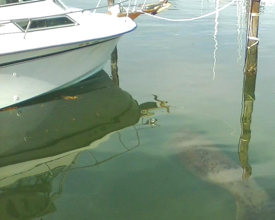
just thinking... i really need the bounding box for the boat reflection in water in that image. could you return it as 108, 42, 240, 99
0, 70, 156, 219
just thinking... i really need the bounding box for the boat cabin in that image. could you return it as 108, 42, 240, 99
0, 0, 78, 35
0, 0, 44, 7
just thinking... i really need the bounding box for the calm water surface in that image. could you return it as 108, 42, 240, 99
1, 0, 275, 219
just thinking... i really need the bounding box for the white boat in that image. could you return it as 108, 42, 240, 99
0, 0, 136, 109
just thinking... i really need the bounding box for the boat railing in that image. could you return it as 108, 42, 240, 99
0, 0, 142, 38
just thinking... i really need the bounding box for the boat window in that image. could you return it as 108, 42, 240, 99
0, 0, 45, 7
14, 16, 75, 31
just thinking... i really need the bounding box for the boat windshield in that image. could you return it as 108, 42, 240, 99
13, 16, 76, 32
0, 0, 45, 7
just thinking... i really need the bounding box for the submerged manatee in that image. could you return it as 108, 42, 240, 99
171, 130, 270, 220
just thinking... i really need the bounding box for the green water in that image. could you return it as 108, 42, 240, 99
1, 0, 275, 219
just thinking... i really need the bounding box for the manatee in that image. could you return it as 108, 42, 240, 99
171, 130, 271, 220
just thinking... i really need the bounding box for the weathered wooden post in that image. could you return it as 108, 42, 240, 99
244, 0, 260, 74
107, 0, 119, 86
238, 0, 260, 179
107, 0, 114, 12
111, 46, 119, 86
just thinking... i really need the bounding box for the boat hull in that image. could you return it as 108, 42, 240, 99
0, 37, 120, 109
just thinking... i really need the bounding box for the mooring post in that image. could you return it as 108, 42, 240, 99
111, 46, 119, 86
107, 0, 119, 86
244, 0, 260, 74
107, 0, 114, 13
238, 0, 261, 179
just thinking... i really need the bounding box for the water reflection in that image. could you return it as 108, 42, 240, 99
0, 70, 141, 166
0, 70, 135, 219
1, 1, 275, 218
212, 0, 219, 80
238, 0, 260, 180
237, 0, 246, 63
238, 72, 255, 179
0, 70, 170, 220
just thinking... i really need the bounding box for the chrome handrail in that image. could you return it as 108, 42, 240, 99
24, 19, 32, 39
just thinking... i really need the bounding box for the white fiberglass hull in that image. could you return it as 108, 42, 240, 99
0, 0, 137, 109
0, 37, 119, 109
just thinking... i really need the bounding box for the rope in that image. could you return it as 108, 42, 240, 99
137, 0, 236, 22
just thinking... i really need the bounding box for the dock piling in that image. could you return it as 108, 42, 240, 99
238, 0, 261, 179
244, 0, 260, 74
111, 46, 119, 86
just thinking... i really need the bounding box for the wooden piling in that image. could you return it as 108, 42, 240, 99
107, 0, 119, 86
238, 0, 261, 179
107, 0, 114, 13
244, 0, 260, 74
111, 46, 119, 86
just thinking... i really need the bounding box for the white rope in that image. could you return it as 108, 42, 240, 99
137, 0, 236, 22
251, 12, 260, 16
247, 40, 259, 49
248, 36, 259, 41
